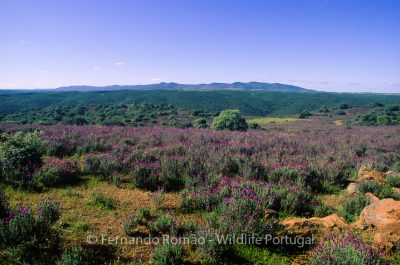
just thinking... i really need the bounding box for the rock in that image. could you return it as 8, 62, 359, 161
385, 171, 398, 177
347, 182, 358, 194
357, 166, 386, 183
365, 192, 380, 203
354, 198, 400, 248
393, 187, 400, 195
280, 214, 348, 237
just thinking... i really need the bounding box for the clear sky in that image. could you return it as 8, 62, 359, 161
0, 0, 399, 92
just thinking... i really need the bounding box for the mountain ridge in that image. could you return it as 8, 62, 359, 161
53, 82, 313, 92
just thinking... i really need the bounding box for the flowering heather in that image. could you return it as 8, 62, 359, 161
37, 198, 61, 225
35, 157, 78, 187
310, 232, 389, 265
2, 123, 398, 177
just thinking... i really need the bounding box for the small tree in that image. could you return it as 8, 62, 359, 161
211, 109, 248, 131
299, 110, 311, 119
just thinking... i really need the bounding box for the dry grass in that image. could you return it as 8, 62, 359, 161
3, 177, 188, 263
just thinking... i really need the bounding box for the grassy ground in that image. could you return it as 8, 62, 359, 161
2, 177, 296, 264
247, 117, 303, 125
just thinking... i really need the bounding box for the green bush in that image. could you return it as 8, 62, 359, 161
219, 187, 264, 235
151, 243, 184, 265
58, 246, 84, 265
0, 196, 61, 247
386, 175, 400, 187
130, 165, 159, 191
0, 131, 43, 187
123, 207, 152, 235
357, 181, 382, 195
7, 206, 36, 244
299, 110, 311, 118
37, 198, 61, 227
310, 232, 388, 265
34, 158, 78, 187
342, 195, 370, 222
159, 157, 186, 191
88, 190, 117, 210
377, 184, 400, 200
313, 204, 335, 217
211, 109, 248, 131
149, 214, 176, 235
193, 118, 208, 128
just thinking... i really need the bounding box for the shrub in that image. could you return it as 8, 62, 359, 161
197, 228, 225, 264
58, 246, 84, 265
377, 184, 400, 200
150, 190, 165, 210
299, 110, 311, 118
0, 131, 43, 187
386, 175, 400, 187
7, 205, 36, 244
37, 198, 61, 227
338, 103, 350, 109
193, 118, 208, 129
34, 158, 78, 187
318, 105, 329, 113
149, 214, 176, 235
159, 157, 186, 191
211, 109, 248, 131
313, 204, 335, 218
267, 167, 301, 184
81, 153, 120, 179
151, 243, 184, 265
219, 186, 264, 235
357, 180, 382, 195
310, 232, 388, 265
342, 195, 370, 222
239, 158, 266, 180
335, 110, 346, 115
0, 195, 61, 247
130, 163, 160, 191
219, 156, 240, 178
88, 190, 117, 210
123, 207, 151, 235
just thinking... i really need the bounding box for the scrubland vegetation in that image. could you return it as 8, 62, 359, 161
0, 112, 399, 264
1, 91, 400, 264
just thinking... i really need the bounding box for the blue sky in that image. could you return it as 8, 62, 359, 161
0, 0, 399, 92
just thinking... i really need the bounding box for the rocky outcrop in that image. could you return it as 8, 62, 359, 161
385, 171, 399, 178
354, 198, 400, 248
280, 214, 348, 237
357, 166, 386, 183
364, 192, 380, 203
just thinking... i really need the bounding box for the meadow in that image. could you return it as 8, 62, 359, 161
1, 118, 400, 264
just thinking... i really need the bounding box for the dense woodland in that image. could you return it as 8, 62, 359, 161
2, 90, 400, 116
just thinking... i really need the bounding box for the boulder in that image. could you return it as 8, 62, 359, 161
347, 182, 358, 194
364, 192, 380, 203
280, 214, 348, 237
354, 198, 400, 248
357, 166, 386, 183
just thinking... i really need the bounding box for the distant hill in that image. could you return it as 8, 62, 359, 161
54, 82, 313, 92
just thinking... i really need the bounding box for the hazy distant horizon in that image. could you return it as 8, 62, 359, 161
1, 0, 399, 93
